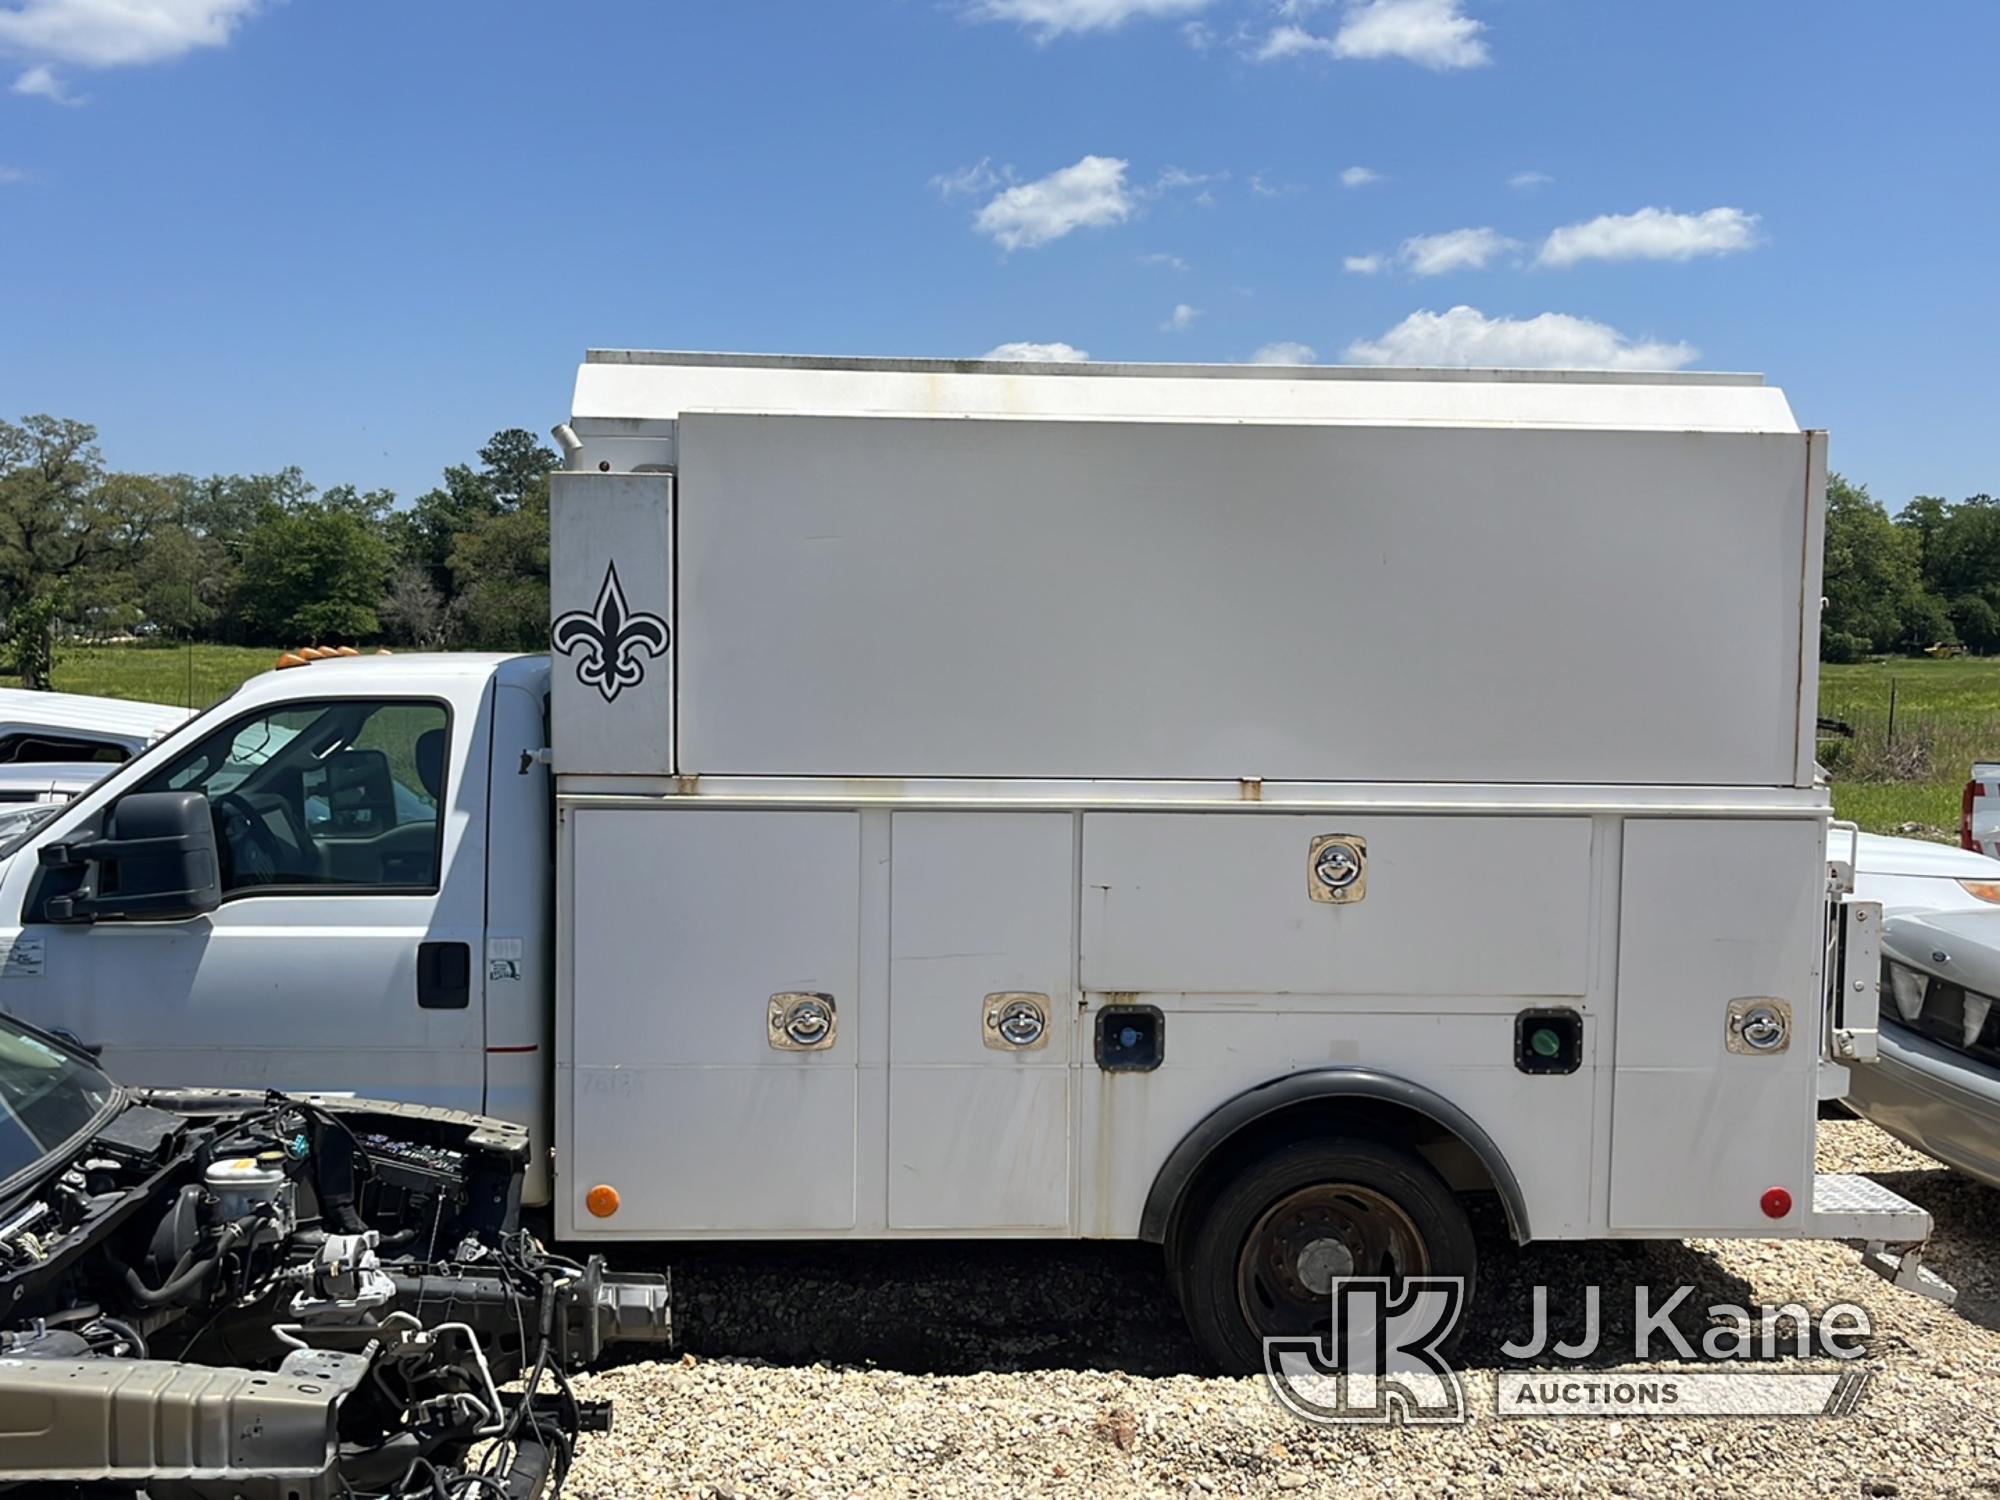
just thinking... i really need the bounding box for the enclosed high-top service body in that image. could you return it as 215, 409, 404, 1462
0, 353, 1942, 1371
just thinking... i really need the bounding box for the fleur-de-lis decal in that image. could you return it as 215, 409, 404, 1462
551, 561, 671, 703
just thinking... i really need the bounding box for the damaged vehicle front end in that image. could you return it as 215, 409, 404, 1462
0, 1015, 668, 1498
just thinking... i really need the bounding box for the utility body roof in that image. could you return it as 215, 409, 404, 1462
572, 349, 1801, 437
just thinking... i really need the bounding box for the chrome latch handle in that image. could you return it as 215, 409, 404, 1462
769, 992, 837, 1051
984, 992, 1052, 1050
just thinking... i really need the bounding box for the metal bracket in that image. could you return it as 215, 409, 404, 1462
1862, 1245, 1958, 1306
1830, 897, 1882, 1063
1307, 834, 1368, 904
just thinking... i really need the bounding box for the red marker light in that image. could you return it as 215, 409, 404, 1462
1760, 1187, 1793, 1220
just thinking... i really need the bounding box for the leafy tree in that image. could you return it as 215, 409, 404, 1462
1821, 474, 1931, 655
0, 417, 111, 660
236, 495, 394, 643
134, 519, 234, 639
1949, 594, 2000, 654
448, 489, 550, 652
4, 590, 63, 689
477, 429, 560, 510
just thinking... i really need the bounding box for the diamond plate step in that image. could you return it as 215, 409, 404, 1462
1812, 1172, 1934, 1241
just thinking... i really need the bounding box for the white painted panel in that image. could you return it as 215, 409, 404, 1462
1609, 819, 1824, 1231
676, 414, 1809, 785
1081, 813, 1592, 996
1606, 1069, 1808, 1236
570, 1066, 858, 1232
888, 813, 1073, 1230
549, 472, 674, 776
568, 808, 860, 1231
889, 1070, 1070, 1230
570, 808, 860, 1067
889, 814, 1075, 1064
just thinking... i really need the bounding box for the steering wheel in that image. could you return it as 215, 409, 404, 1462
212, 792, 289, 886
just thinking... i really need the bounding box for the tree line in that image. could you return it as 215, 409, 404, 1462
1823, 474, 2000, 661
0, 414, 557, 686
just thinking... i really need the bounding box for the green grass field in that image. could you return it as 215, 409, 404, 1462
1819, 657, 2000, 836
6, 645, 1998, 836
2, 643, 285, 710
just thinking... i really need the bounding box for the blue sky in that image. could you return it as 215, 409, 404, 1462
2, 0, 1994, 513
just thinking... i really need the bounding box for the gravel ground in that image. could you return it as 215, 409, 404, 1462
561, 1118, 2000, 1498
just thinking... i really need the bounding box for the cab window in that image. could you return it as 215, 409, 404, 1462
139, 699, 449, 895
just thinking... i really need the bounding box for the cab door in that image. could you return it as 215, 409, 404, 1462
0, 682, 491, 1115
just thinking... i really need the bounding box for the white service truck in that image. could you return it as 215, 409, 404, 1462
0, 352, 1943, 1371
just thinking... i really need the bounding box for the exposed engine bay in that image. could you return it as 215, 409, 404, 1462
0, 1026, 669, 1499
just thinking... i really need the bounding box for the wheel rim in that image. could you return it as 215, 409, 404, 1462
1235, 1183, 1430, 1339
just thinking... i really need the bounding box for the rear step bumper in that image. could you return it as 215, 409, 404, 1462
1811, 1172, 1957, 1306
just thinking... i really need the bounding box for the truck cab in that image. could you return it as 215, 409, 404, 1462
0, 653, 555, 1197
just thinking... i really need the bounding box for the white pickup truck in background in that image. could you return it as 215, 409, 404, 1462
0, 351, 1950, 1369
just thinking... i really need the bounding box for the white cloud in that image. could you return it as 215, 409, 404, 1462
0, 0, 261, 68
1249, 171, 1304, 199
1161, 302, 1201, 332
11, 61, 78, 101
973, 155, 1131, 251
1181, 19, 1214, 48
1340, 165, 1382, 188
982, 341, 1091, 362
1508, 169, 1552, 189
1139, 251, 1190, 270
932, 159, 1000, 200
1536, 206, 1762, 268
1152, 165, 1221, 194
1343, 253, 1385, 274
1346, 305, 1697, 369
1332, 0, 1489, 69
0, 164, 27, 183
1252, 341, 1317, 365
967, 0, 1212, 39
1255, 22, 1338, 60
1398, 226, 1516, 275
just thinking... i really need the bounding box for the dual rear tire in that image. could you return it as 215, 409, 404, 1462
1168, 1136, 1477, 1375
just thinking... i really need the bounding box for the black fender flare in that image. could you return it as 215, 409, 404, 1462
1137, 1066, 1532, 1245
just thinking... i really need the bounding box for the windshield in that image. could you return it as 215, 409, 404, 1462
0, 1015, 119, 1187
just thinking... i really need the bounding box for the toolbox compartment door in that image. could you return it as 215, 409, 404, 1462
563, 807, 861, 1233
1609, 818, 1823, 1231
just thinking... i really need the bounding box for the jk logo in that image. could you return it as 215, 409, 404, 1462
1263, 1277, 1468, 1426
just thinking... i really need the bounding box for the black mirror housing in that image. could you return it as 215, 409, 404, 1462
39, 791, 222, 923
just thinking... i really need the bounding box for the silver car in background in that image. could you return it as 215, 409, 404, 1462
1847, 831, 2000, 1188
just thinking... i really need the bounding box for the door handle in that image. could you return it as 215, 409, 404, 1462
417, 941, 472, 1010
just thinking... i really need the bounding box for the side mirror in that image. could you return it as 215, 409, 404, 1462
37, 791, 222, 923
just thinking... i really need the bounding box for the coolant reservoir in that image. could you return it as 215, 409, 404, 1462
205, 1154, 294, 1235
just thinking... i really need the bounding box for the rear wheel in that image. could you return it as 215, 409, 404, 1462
1171, 1136, 1475, 1374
